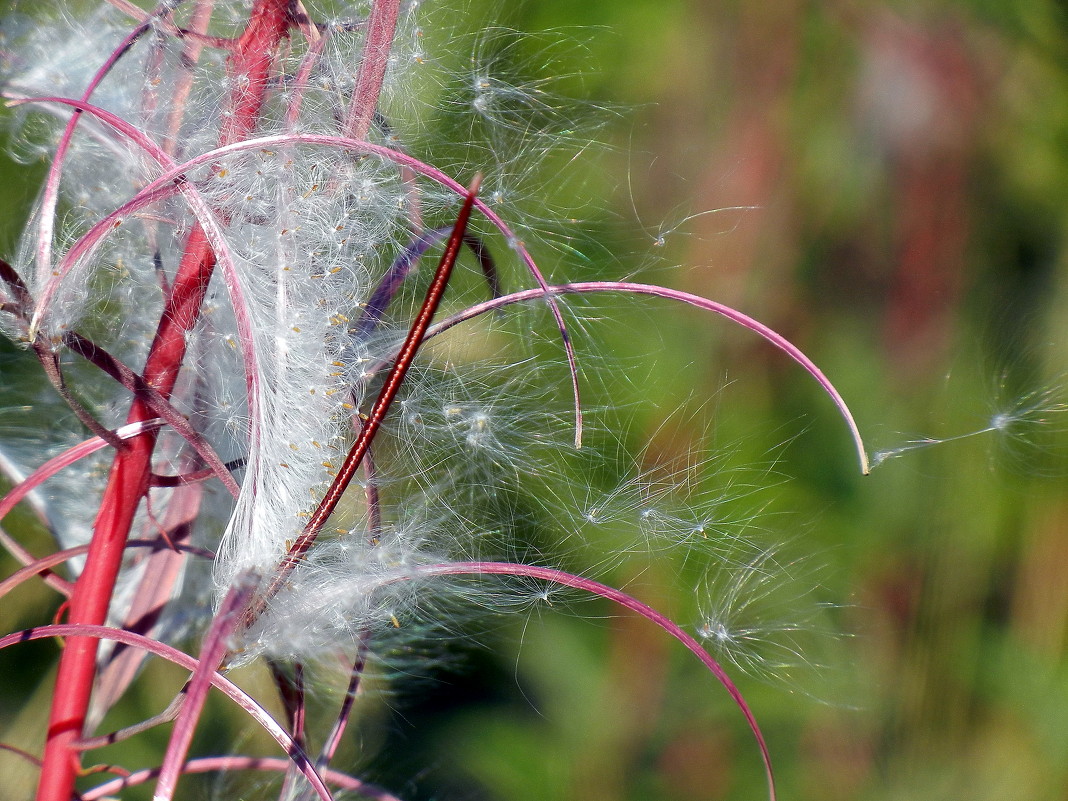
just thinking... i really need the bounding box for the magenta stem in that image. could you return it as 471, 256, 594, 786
413, 561, 777, 801
343, 0, 401, 140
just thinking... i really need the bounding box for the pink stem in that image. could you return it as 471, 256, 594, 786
20, 111, 863, 479
82, 755, 401, 801
1, 623, 334, 801
413, 561, 776, 801
154, 580, 254, 801
0, 420, 165, 529
343, 0, 401, 141
285, 18, 328, 128
0, 545, 88, 601
0, 540, 214, 602
0, 529, 72, 598
35, 14, 158, 284
423, 282, 870, 474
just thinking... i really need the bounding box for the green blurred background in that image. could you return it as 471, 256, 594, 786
3, 1, 1068, 799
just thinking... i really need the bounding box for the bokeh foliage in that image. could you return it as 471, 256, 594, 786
2, 1, 1068, 799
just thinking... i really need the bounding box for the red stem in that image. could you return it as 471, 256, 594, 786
35, 5, 292, 799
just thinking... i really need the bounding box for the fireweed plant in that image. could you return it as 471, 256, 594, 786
0, 2, 873, 799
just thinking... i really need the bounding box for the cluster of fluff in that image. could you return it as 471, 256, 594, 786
695, 540, 846, 696
0, 0, 839, 689
0, 6, 422, 560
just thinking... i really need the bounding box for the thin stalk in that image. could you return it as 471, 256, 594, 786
273, 661, 308, 801
319, 640, 368, 767
247, 176, 482, 624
